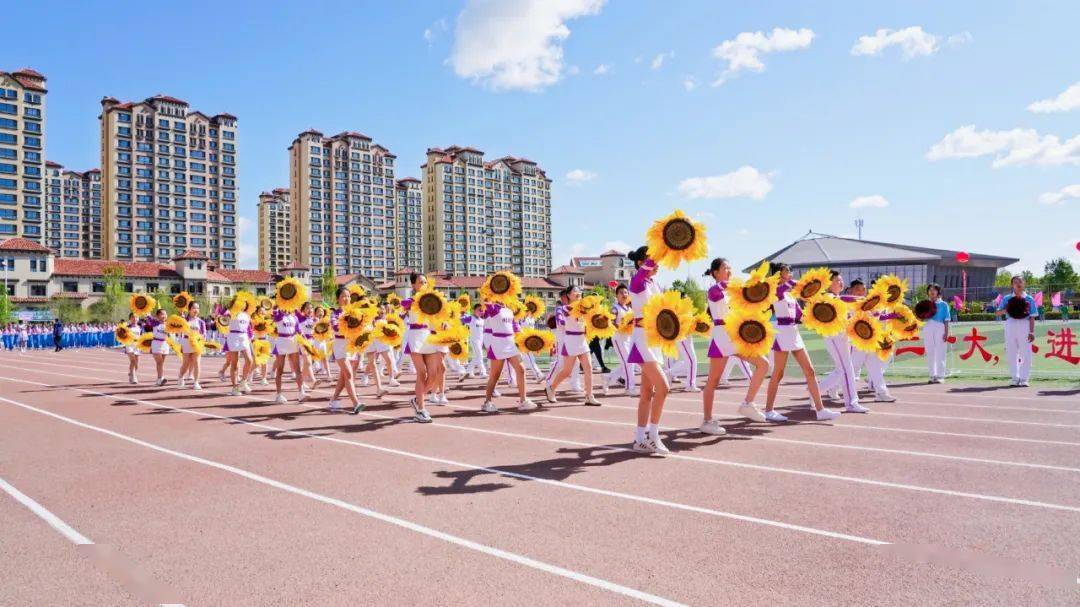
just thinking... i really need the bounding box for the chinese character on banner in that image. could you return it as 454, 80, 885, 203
958, 327, 999, 365
895, 338, 924, 357
1045, 328, 1080, 365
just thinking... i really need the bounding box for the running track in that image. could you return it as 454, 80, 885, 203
1, 349, 1078, 606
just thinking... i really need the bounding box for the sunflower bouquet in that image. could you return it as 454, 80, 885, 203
480, 271, 522, 306
275, 277, 308, 312
847, 311, 883, 353
347, 284, 367, 305
726, 260, 780, 314
172, 291, 193, 314
347, 330, 374, 355
641, 290, 696, 358
875, 330, 897, 362
427, 322, 469, 359
413, 285, 450, 326
385, 292, 402, 308
692, 311, 713, 336
297, 335, 325, 360
616, 313, 635, 336
251, 315, 272, 339
252, 340, 272, 365
455, 293, 471, 310
871, 274, 908, 308
136, 332, 155, 353
791, 268, 830, 301
645, 209, 708, 269
229, 291, 257, 316
584, 307, 616, 340
165, 314, 189, 334
312, 319, 333, 342
258, 296, 275, 312
887, 304, 922, 340
523, 294, 546, 319
515, 328, 555, 355
130, 293, 157, 317
373, 318, 404, 348
337, 306, 371, 341
115, 324, 135, 346
800, 295, 847, 337
569, 294, 603, 320
214, 316, 230, 333
724, 307, 776, 358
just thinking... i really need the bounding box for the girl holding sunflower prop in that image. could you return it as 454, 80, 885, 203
888, 304, 922, 341
223, 292, 255, 396
514, 298, 546, 382
177, 301, 207, 391
477, 296, 540, 413
479, 271, 522, 306
130, 293, 157, 318
296, 301, 328, 389
544, 285, 601, 407
326, 287, 365, 414
172, 291, 193, 314
145, 308, 173, 386
846, 279, 898, 403
268, 277, 310, 405
645, 209, 708, 269
345, 284, 367, 305
569, 293, 602, 320
642, 290, 695, 387
396, 274, 447, 422
604, 284, 638, 396
118, 312, 143, 384
700, 257, 772, 431
761, 263, 842, 422
136, 332, 155, 354
665, 308, 709, 394
816, 271, 870, 413
355, 306, 396, 404
515, 328, 555, 357
584, 307, 616, 341
252, 340, 272, 367
624, 246, 673, 454
847, 311, 883, 353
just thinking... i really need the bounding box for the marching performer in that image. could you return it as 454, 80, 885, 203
479, 272, 538, 412
328, 287, 364, 413
120, 313, 142, 384
544, 285, 601, 405
147, 308, 171, 386
271, 277, 308, 404
996, 276, 1038, 387
177, 301, 206, 390
817, 272, 870, 413
605, 284, 637, 395
921, 283, 950, 384
224, 293, 255, 396
465, 303, 488, 379
400, 273, 446, 423
626, 247, 671, 452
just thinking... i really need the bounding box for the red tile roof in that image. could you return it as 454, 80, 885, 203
550, 264, 584, 274
332, 131, 371, 140
397, 177, 421, 185
53, 259, 180, 279
45, 160, 62, 168
600, 249, 626, 257
0, 237, 53, 253
14, 68, 45, 79
213, 112, 237, 120
212, 268, 273, 284
150, 94, 189, 106
281, 262, 310, 271
172, 249, 208, 261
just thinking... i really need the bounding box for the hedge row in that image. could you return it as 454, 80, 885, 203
956, 311, 1068, 322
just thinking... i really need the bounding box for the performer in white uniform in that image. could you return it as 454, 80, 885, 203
817, 271, 870, 413
328, 288, 364, 414
605, 284, 638, 395
147, 309, 171, 386
544, 286, 601, 405
625, 247, 672, 454
224, 300, 254, 396
480, 300, 538, 412
465, 304, 488, 378
177, 302, 205, 390
271, 307, 306, 404
122, 313, 142, 384
996, 276, 1038, 387
921, 284, 950, 384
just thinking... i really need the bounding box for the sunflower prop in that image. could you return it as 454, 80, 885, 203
854, 293, 885, 314
258, 296, 274, 311
724, 307, 776, 358
875, 331, 897, 363
1005, 296, 1031, 320
645, 209, 707, 269
385, 292, 402, 307
516, 328, 555, 354
427, 322, 469, 349
312, 319, 333, 342
347, 330, 374, 355
479, 271, 522, 305
585, 308, 616, 340
510, 300, 529, 323
136, 333, 154, 353
847, 311, 882, 353
337, 307, 369, 341
456, 293, 471, 311
115, 324, 135, 346
130, 293, 156, 318
726, 261, 780, 314
616, 314, 635, 336
275, 277, 308, 312
693, 312, 713, 337
801, 295, 847, 337
913, 300, 935, 320
229, 291, 257, 316
166, 336, 182, 357
888, 304, 923, 340
202, 339, 222, 353
413, 285, 450, 326
448, 340, 470, 362
523, 295, 546, 319
251, 315, 271, 339
214, 316, 230, 333
347, 284, 367, 305
172, 291, 193, 313
446, 301, 463, 321
165, 314, 189, 334
570, 294, 603, 320
188, 333, 207, 356
871, 275, 908, 307
297, 335, 325, 360
792, 267, 830, 301
252, 340, 272, 365
641, 290, 696, 358
373, 319, 404, 348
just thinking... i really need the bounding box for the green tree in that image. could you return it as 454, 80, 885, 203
584, 283, 612, 302
993, 270, 1013, 287
1041, 258, 1079, 292
50, 296, 83, 323
1019, 270, 1039, 288
671, 278, 707, 312
88, 266, 127, 322
320, 264, 337, 301
0, 287, 14, 324
151, 288, 176, 315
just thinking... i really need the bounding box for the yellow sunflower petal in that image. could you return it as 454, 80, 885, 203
523, 295, 546, 319
515, 328, 556, 354
801, 295, 847, 337
275, 277, 308, 312
130, 293, 157, 317
585, 308, 616, 340
644, 209, 708, 269
641, 290, 695, 358
846, 311, 882, 353
792, 268, 831, 301
724, 307, 776, 358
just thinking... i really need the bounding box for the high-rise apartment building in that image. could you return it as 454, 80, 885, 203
44, 161, 102, 258
257, 188, 291, 273
288, 129, 398, 284
0, 68, 47, 243
421, 146, 551, 277
394, 177, 424, 272
99, 95, 238, 268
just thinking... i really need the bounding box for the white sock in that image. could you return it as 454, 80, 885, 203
646, 423, 659, 441
634, 426, 646, 442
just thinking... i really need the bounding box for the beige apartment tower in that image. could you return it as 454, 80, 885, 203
257, 188, 291, 273
0, 68, 47, 243
288, 129, 398, 284
44, 161, 102, 258
421, 146, 552, 277
99, 95, 238, 267
395, 177, 424, 273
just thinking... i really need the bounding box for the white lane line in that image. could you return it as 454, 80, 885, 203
4, 368, 1079, 516
0, 475, 93, 545
0, 394, 687, 607
0, 373, 893, 548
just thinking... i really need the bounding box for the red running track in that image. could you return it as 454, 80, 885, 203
1, 349, 1078, 605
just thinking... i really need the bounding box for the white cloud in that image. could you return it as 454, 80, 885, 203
1028, 82, 1080, 114
711, 27, 815, 86
738, 227, 750, 236
851, 26, 941, 59
593, 63, 610, 75
448, 0, 606, 92
424, 19, 448, 45
947, 31, 972, 47
237, 216, 257, 268
1038, 184, 1080, 205
650, 50, 674, 70
564, 168, 597, 184
682, 76, 698, 91
566, 65, 581, 76
926, 125, 1080, 168
678, 166, 773, 200
850, 194, 890, 209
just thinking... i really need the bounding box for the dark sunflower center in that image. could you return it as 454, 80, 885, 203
739, 320, 767, 344
526, 301, 538, 314
135, 296, 147, 308
886, 285, 901, 303
812, 302, 837, 323
854, 320, 874, 340
695, 320, 710, 333
743, 282, 770, 304
879, 337, 894, 350
591, 315, 610, 330
799, 280, 822, 299
656, 309, 681, 340
345, 316, 361, 329
418, 294, 443, 315
350, 293, 362, 304
662, 218, 695, 251
280, 284, 297, 300
905, 322, 918, 333
861, 295, 881, 311
449, 343, 463, 355
524, 335, 545, 352
490, 275, 510, 294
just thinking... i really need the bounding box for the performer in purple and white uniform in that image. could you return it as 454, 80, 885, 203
544, 285, 600, 406
271, 305, 306, 405
604, 284, 637, 396
625, 246, 671, 454
479, 300, 537, 412
178, 301, 206, 390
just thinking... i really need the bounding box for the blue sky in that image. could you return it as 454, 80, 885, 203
7, 0, 1079, 279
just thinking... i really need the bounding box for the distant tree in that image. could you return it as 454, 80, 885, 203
671, 278, 707, 312
0, 288, 13, 324
584, 283, 613, 302
151, 288, 176, 315
50, 296, 83, 323
993, 270, 1012, 287
1019, 270, 1039, 287
320, 264, 337, 299
87, 265, 127, 322
1041, 258, 1079, 292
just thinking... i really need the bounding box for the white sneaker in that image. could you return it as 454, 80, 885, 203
492, 389, 502, 398
128, 374, 136, 385
738, 402, 767, 422
699, 419, 727, 436
350, 402, 366, 415
631, 439, 653, 453
298, 390, 308, 403
274, 393, 287, 405
240, 382, 252, 394
518, 399, 538, 411
438, 393, 450, 405
217, 371, 226, 382
388, 379, 401, 387
192, 382, 202, 391
481, 401, 500, 413
178, 378, 186, 388
684, 385, 702, 393
764, 410, 788, 423
329, 399, 340, 413
1018, 380, 1030, 387
544, 383, 557, 403
602, 383, 610, 396
874, 392, 897, 403
845, 402, 870, 413
815, 408, 841, 421
414, 409, 433, 423
648, 436, 671, 455
230, 387, 242, 396
260, 377, 269, 386
583, 395, 601, 406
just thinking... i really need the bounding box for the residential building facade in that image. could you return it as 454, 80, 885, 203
421, 146, 552, 278
394, 177, 424, 273
257, 188, 290, 273
44, 161, 102, 259
288, 129, 398, 286
0, 68, 47, 243
569, 249, 634, 286
99, 95, 238, 267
